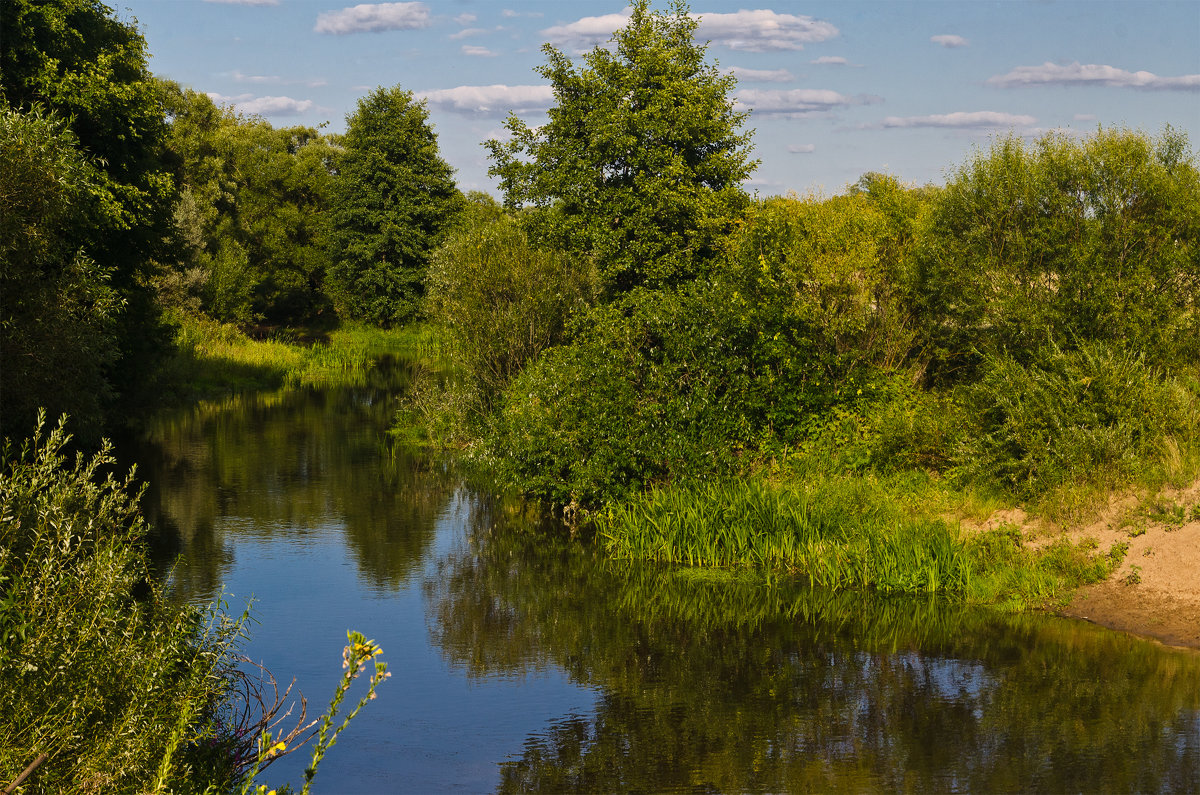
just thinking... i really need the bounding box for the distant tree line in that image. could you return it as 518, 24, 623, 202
1, 0, 462, 444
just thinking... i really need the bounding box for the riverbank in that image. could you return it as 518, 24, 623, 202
960, 480, 1200, 649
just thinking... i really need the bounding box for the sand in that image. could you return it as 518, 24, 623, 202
971, 479, 1200, 649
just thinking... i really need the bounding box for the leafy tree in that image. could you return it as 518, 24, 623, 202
0, 109, 120, 442
326, 86, 462, 326
912, 127, 1200, 377
425, 194, 596, 406
1, 0, 177, 426
487, 0, 757, 297
160, 82, 338, 325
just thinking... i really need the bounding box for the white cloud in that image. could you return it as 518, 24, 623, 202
931, 34, 968, 48
787, 143, 816, 153
810, 56, 848, 65
988, 62, 1200, 91
230, 71, 327, 88
416, 84, 554, 115
736, 88, 876, 117
462, 45, 498, 57
204, 0, 278, 5
454, 13, 476, 25
875, 111, 1036, 129
541, 9, 631, 51
449, 27, 487, 40
697, 10, 839, 52
207, 93, 315, 116
314, 2, 430, 35
543, 8, 837, 53
502, 9, 543, 18
724, 66, 794, 83
231, 70, 279, 84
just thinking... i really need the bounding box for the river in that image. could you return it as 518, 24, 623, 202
128, 359, 1200, 793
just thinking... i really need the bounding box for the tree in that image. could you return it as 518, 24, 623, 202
0, 109, 120, 442
160, 82, 338, 325
912, 127, 1200, 376
486, 0, 757, 297
326, 86, 462, 326
1, 0, 178, 426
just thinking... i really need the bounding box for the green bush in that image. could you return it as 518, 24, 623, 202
0, 415, 243, 792
489, 286, 758, 505
913, 127, 1200, 378
955, 340, 1200, 499
425, 200, 595, 407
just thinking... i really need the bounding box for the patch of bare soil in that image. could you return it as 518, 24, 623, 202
974, 480, 1200, 649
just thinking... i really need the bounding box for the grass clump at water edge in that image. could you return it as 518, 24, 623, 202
0, 414, 391, 793
596, 476, 1124, 610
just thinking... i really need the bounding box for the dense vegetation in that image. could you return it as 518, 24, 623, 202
421, 1, 1200, 599
1, 0, 1197, 785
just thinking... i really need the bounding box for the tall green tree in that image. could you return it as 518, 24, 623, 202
160, 82, 338, 325
486, 0, 757, 297
912, 127, 1200, 376
326, 86, 462, 327
0, 109, 120, 441
1, 0, 177, 430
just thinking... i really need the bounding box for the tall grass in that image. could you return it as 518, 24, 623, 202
161, 313, 431, 399
596, 476, 1122, 608
0, 414, 391, 793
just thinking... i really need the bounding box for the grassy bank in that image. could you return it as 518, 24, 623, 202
158, 312, 442, 400
596, 474, 1128, 611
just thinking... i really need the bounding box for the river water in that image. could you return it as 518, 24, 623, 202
129, 361, 1200, 793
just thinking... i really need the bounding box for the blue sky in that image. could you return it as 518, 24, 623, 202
124, 0, 1200, 196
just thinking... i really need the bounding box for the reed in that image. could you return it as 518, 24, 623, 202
596, 476, 1121, 607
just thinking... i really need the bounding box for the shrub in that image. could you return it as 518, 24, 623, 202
0, 414, 243, 792
955, 340, 1200, 499
913, 127, 1200, 378
424, 201, 595, 407
489, 286, 756, 505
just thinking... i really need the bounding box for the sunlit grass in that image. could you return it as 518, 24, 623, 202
162, 313, 443, 398
596, 474, 1123, 610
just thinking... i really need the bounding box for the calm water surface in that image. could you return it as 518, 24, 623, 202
130, 362, 1200, 793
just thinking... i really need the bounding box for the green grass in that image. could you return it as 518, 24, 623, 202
596, 475, 1123, 610
160, 313, 436, 399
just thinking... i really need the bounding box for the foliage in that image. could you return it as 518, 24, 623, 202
1, 0, 178, 421
424, 195, 595, 406
0, 108, 121, 444
489, 286, 756, 505
912, 127, 1200, 377
0, 414, 393, 793
486, 0, 756, 297
0, 414, 244, 792
955, 340, 1200, 500
159, 83, 338, 326
486, 184, 934, 505
326, 86, 462, 326
595, 476, 1120, 606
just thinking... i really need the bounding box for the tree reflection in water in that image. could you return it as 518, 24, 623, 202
428, 497, 1200, 793
131, 361, 455, 602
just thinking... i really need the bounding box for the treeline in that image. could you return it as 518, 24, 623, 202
422, 1, 1200, 529
1, 0, 463, 446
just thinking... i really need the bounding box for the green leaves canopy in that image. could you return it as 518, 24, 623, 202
326, 86, 462, 327
487, 0, 757, 297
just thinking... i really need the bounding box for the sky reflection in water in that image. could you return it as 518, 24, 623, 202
132, 378, 1200, 793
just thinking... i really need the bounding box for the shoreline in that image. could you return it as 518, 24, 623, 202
1053, 479, 1200, 650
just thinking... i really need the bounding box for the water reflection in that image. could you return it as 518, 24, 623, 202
132, 362, 456, 601
125, 362, 1200, 792
429, 499, 1200, 793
